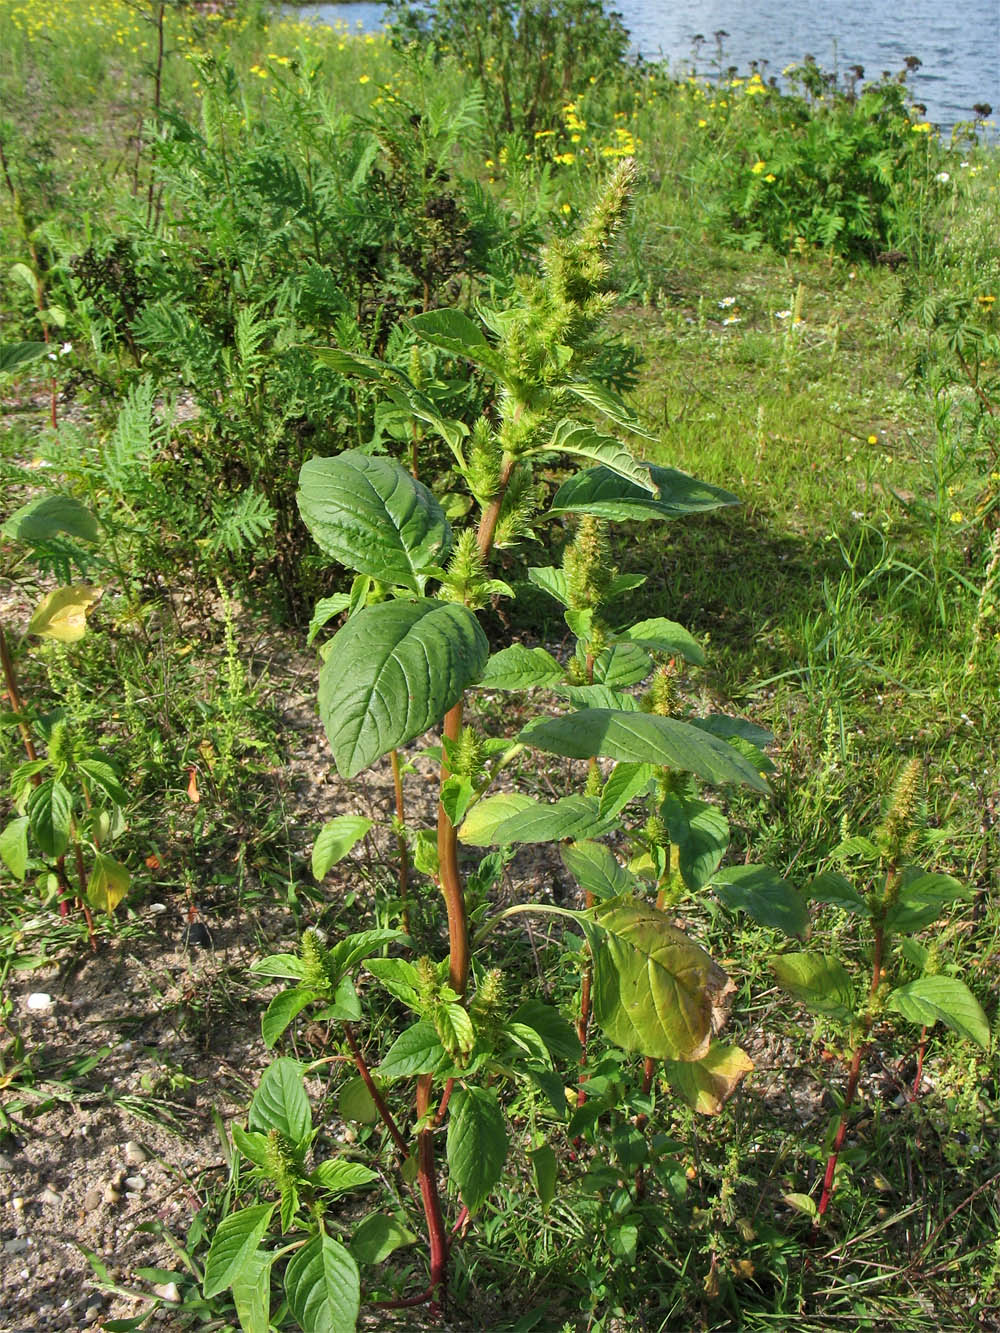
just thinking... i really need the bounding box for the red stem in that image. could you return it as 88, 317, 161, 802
341, 1023, 411, 1160
415, 1073, 449, 1312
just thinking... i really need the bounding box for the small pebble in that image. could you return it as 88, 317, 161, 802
102, 1183, 121, 1205
124, 1175, 146, 1192
12, 1196, 24, 1212
4, 1237, 29, 1254
39, 1186, 61, 1206
0, 1152, 14, 1172
26, 993, 53, 1012
148, 902, 168, 915
124, 1141, 147, 1166
152, 1282, 180, 1303
83, 1187, 102, 1211
84, 1307, 101, 1323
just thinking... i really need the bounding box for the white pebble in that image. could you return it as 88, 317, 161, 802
153, 1282, 181, 1303
26, 993, 53, 1012
124, 1175, 147, 1192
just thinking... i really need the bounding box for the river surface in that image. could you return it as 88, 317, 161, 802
288, 1, 999, 134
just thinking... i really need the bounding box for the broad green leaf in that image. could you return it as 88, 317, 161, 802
28, 585, 100, 642
435, 1002, 475, 1058
476, 644, 565, 691
506, 1021, 554, 1064
252, 953, 307, 981
249, 1059, 311, 1147
807, 870, 871, 916
520, 710, 768, 792
885, 868, 972, 932
769, 952, 855, 1022
0, 816, 30, 880
616, 618, 705, 666
538, 421, 656, 492
562, 379, 655, 439
599, 763, 656, 819
460, 793, 614, 847
365, 957, 422, 1008
203, 1204, 274, 1299
408, 308, 506, 379
662, 792, 729, 891
689, 714, 773, 750
0, 341, 47, 376
711, 865, 809, 937
338, 1074, 378, 1124
510, 1000, 582, 1061
262, 987, 316, 1048
526, 566, 571, 606
298, 452, 451, 593
446, 1086, 508, 1213
312, 816, 373, 880
327, 928, 406, 979
662, 1041, 754, 1115
583, 899, 733, 1060
27, 779, 72, 859
783, 1192, 818, 1219
315, 975, 361, 1022
307, 594, 351, 646
284, 1233, 360, 1333
76, 758, 128, 808
529, 1144, 558, 1209
550, 463, 739, 520
591, 641, 654, 686
86, 853, 130, 913
318, 599, 488, 779
887, 976, 989, 1050
232, 1125, 272, 1170
231, 1249, 272, 1333
349, 1213, 417, 1266
561, 839, 634, 901
378, 1021, 446, 1080
3, 494, 99, 545
440, 774, 475, 827
457, 793, 534, 845
559, 682, 640, 711
311, 1159, 378, 1195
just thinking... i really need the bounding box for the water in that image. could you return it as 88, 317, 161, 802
289, 1, 999, 134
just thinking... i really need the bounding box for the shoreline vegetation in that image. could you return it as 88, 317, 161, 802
1, 2, 998, 1331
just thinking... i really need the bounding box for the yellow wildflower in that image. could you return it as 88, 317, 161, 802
751, 160, 766, 175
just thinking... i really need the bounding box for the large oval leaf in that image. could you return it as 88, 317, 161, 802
550, 463, 739, 520
662, 1041, 754, 1115
459, 793, 614, 847
284, 1233, 360, 1333
249, 1058, 312, 1147
298, 452, 451, 593
27, 778, 72, 859
520, 709, 768, 792
318, 599, 488, 778
3, 494, 99, 544
887, 976, 989, 1050
539, 421, 656, 492
203, 1204, 274, 1299
583, 899, 733, 1060
446, 1086, 508, 1214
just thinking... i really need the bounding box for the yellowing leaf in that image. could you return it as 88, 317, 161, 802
662, 1041, 754, 1115
86, 853, 130, 913
28, 585, 100, 642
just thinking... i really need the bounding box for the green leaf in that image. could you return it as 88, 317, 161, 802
662, 792, 730, 891
591, 641, 653, 686
378, 1021, 446, 1080
435, 1002, 475, 1058
249, 1059, 312, 1147
349, 1213, 418, 1266
539, 421, 656, 492
298, 452, 451, 593
317, 975, 362, 1022
662, 1042, 754, 1115
562, 379, 656, 439
311, 1159, 378, 1195
688, 714, 773, 750
711, 865, 809, 937
446, 1086, 508, 1213
0, 816, 30, 880
807, 870, 871, 916
76, 758, 128, 808
318, 599, 489, 779
3, 494, 99, 545
252, 953, 307, 981
327, 928, 406, 979
885, 868, 972, 932
284, 1233, 360, 1333
561, 840, 634, 901
231, 1125, 272, 1170
312, 816, 373, 881
559, 683, 640, 711
338, 1075, 378, 1125
365, 957, 422, 1009
0, 341, 47, 376
231, 1249, 272, 1333
783, 1192, 818, 1220
459, 793, 614, 847
887, 977, 990, 1050
27, 779, 72, 859
529, 1144, 558, 1209
307, 594, 352, 646
769, 952, 855, 1022
203, 1204, 274, 1299
262, 987, 316, 1048
476, 644, 565, 691
549, 463, 739, 521
616, 618, 705, 666
408, 308, 505, 378
598, 763, 655, 820
526, 566, 571, 606
440, 775, 475, 827
510, 1000, 582, 1062
520, 710, 768, 792
85, 853, 130, 913
583, 899, 733, 1060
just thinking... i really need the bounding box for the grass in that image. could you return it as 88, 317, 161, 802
1, 2, 999, 1329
